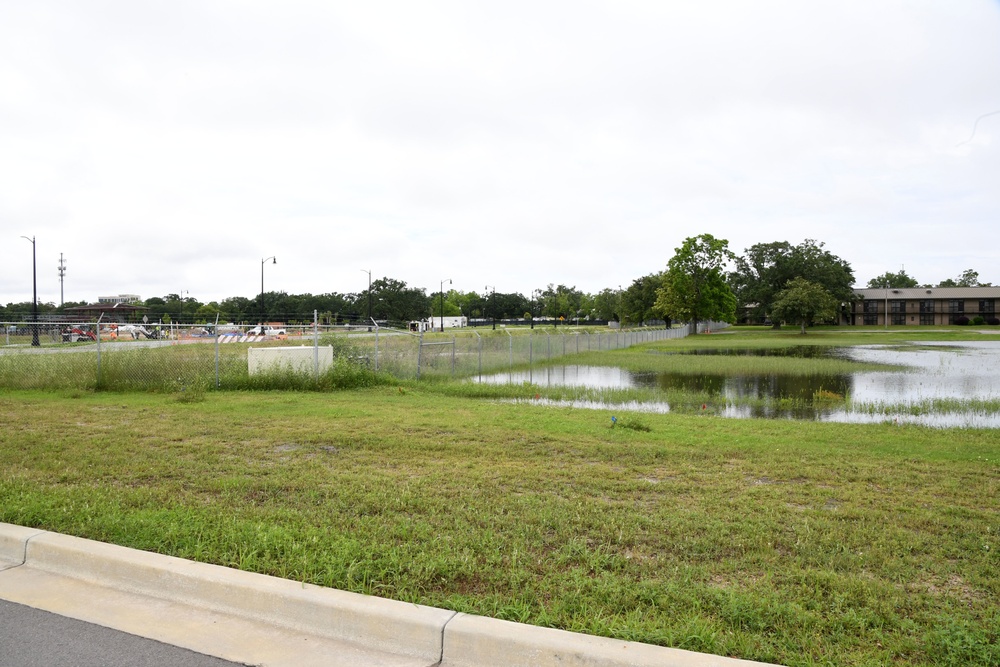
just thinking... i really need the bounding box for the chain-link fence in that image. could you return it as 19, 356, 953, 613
0, 319, 724, 391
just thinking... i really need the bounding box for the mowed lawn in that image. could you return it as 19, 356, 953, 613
0, 386, 997, 666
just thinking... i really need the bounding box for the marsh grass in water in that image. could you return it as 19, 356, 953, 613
571, 347, 895, 376
1, 388, 997, 667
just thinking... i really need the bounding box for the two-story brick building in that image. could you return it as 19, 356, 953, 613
847, 287, 1000, 326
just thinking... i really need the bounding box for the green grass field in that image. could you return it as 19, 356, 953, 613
1, 328, 998, 666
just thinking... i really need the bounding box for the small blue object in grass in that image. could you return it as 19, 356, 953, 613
611, 416, 617, 425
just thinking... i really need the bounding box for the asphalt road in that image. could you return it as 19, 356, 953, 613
0, 599, 248, 667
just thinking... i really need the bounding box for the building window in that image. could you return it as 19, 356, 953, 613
890, 300, 906, 314
863, 301, 879, 314
980, 300, 995, 314
891, 314, 906, 325
863, 314, 878, 325
949, 300, 964, 314
920, 300, 935, 313
920, 313, 934, 325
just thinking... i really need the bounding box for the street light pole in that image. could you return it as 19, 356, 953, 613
440, 278, 451, 332
20, 236, 39, 346
360, 269, 371, 326
531, 289, 539, 329
261, 256, 276, 325
485, 285, 495, 330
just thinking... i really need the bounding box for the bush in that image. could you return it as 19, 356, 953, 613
988, 317, 1000, 326
971, 316, 985, 325
954, 316, 970, 326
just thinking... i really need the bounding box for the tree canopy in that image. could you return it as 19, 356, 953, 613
729, 239, 854, 327
937, 269, 992, 288
867, 270, 920, 289
656, 234, 737, 333
770, 277, 840, 334
621, 273, 665, 326
16, 234, 995, 330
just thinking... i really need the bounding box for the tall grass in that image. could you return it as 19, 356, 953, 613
0, 339, 387, 392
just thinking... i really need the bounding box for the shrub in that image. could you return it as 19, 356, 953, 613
954, 316, 970, 326
988, 317, 1000, 326
971, 316, 985, 325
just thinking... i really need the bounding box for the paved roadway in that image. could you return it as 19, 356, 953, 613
0, 599, 247, 667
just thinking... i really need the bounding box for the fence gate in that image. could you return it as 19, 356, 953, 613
416, 334, 456, 378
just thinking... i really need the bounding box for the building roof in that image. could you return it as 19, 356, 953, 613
853, 286, 1000, 299
64, 302, 149, 314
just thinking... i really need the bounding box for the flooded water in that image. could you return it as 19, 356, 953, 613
476, 341, 1000, 427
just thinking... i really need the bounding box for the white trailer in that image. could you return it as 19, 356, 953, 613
410, 316, 467, 332
428, 316, 467, 330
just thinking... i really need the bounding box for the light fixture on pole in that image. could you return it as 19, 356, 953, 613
20, 236, 39, 346
439, 278, 451, 332
261, 256, 276, 325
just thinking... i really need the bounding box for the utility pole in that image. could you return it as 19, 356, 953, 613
58, 253, 66, 306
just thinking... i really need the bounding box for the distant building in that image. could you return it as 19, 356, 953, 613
847, 287, 1000, 326
64, 302, 149, 322
98, 294, 142, 305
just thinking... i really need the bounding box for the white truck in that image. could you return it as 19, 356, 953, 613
248, 325, 287, 336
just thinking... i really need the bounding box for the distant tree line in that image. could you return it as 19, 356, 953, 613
0, 240, 992, 330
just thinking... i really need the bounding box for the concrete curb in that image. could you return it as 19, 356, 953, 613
441, 613, 772, 667
0, 524, 44, 568
0, 523, 780, 667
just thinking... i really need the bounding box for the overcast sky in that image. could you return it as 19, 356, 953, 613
2, 1, 999, 306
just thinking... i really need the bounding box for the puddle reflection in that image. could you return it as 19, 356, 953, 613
478, 341, 1000, 427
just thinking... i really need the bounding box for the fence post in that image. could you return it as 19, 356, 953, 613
451, 336, 456, 376
528, 331, 533, 384
214, 313, 221, 388
95, 316, 102, 389
313, 310, 319, 378
417, 331, 423, 378
372, 318, 380, 371
506, 329, 513, 372
475, 331, 482, 380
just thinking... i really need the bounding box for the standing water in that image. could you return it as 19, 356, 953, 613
475, 341, 1000, 427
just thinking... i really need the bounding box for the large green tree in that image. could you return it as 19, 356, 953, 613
938, 269, 992, 288
621, 273, 665, 326
729, 239, 854, 327
590, 288, 621, 322
430, 289, 463, 317
867, 270, 920, 289
358, 278, 431, 325
771, 277, 840, 334
453, 291, 486, 319
538, 284, 586, 323
656, 234, 737, 334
